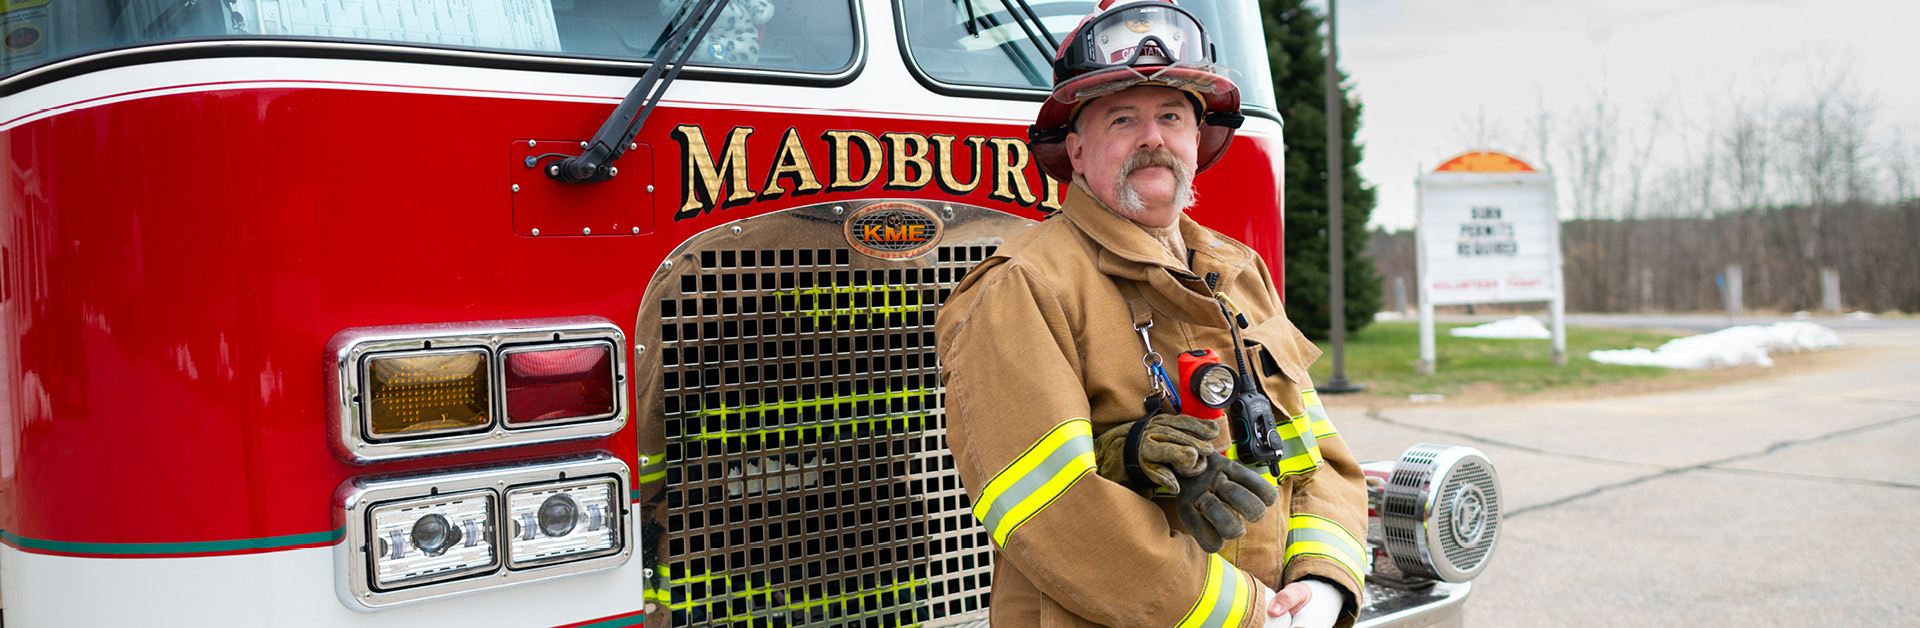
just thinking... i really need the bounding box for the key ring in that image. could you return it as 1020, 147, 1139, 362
1136, 320, 1181, 411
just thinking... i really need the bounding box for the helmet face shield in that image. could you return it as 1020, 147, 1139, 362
1061, 61, 1231, 105
1059, 2, 1213, 79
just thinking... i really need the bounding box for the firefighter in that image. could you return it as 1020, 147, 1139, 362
932, 1, 1370, 626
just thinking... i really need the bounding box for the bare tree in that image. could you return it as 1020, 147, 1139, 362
1564, 88, 1619, 219
1722, 103, 1773, 212
1889, 130, 1917, 203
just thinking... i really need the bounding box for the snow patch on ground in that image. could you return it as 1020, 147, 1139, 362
1588, 322, 1843, 369
1449, 316, 1551, 339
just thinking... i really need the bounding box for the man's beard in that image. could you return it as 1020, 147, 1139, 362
1111, 149, 1198, 217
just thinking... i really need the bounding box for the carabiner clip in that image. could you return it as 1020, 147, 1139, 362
1136, 320, 1181, 412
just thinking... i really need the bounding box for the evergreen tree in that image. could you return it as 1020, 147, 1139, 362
1262, 0, 1381, 339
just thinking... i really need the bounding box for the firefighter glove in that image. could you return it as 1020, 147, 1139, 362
1094, 413, 1220, 494
1177, 451, 1280, 553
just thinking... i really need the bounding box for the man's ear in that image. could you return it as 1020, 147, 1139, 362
1065, 132, 1084, 174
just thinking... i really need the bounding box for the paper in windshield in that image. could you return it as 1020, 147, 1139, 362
236, 0, 562, 52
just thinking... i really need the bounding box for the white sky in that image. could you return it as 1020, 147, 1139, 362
1315, 0, 1920, 229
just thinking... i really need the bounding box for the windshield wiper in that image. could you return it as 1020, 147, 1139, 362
535, 0, 734, 184
999, 0, 1060, 60
953, 0, 1059, 65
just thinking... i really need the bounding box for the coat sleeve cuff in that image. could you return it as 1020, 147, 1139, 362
1283, 513, 1368, 627
1284, 513, 1367, 586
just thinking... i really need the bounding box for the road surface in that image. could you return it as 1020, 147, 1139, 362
1329, 325, 1920, 627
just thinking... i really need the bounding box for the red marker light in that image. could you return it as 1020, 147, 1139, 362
503, 343, 617, 426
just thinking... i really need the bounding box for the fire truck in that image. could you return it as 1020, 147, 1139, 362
0, 0, 1500, 626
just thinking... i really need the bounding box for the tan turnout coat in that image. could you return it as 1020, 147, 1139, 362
935, 184, 1370, 628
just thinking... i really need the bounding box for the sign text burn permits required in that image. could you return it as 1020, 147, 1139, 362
1414, 151, 1567, 372
1418, 172, 1559, 305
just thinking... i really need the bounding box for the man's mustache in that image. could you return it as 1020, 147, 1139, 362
1120, 149, 1190, 181
1112, 148, 1198, 215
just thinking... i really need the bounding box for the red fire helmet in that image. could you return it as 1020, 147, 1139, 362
1028, 0, 1244, 183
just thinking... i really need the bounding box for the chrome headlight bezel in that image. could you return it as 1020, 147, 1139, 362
335, 454, 632, 611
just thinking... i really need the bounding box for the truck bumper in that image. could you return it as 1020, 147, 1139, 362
1357, 581, 1471, 628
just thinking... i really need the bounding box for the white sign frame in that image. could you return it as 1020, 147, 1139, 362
1414, 170, 1567, 373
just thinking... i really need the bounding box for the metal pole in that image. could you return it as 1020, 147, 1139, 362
1323, 0, 1362, 393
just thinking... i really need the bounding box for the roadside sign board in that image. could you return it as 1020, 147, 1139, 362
1414, 151, 1566, 373
1418, 171, 1560, 305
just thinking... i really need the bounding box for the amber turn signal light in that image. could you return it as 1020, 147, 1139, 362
364, 349, 492, 440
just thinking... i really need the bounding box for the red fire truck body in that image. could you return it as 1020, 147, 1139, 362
0, 3, 1279, 625
0, 1, 1491, 626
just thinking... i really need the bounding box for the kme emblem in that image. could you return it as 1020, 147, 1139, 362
844, 201, 943, 260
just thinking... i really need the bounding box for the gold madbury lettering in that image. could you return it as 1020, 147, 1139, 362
672, 124, 1055, 219
823, 130, 883, 192
1040, 175, 1064, 211
987, 137, 1038, 207
673, 124, 757, 219
761, 127, 824, 200
882, 132, 934, 191
931, 134, 986, 195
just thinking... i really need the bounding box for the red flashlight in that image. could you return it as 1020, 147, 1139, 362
1176, 350, 1237, 420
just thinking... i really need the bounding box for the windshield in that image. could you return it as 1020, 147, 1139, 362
897, 0, 1277, 112
0, 0, 857, 78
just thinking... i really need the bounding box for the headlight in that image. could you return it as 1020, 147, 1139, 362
367, 491, 498, 589
505, 477, 623, 568
1370, 444, 1501, 585
336, 455, 633, 611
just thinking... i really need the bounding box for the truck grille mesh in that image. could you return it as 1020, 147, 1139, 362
638, 203, 1025, 628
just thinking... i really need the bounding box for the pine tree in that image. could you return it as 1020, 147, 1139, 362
1262, 0, 1381, 339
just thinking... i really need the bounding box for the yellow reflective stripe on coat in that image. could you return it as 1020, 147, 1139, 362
1286, 514, 1368, 589
1176, 554, 1253, 628
1275, 412, 1321, 474
971, 418, 1097, 545
1293, 390, 1326, 468
1302, 389, 1338, 438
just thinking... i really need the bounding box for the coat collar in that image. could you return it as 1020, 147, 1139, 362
1060, 180, 1260, 324
1061, 180, 1257, 282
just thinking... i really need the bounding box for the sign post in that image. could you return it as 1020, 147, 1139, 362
1415, 151, 1564, 374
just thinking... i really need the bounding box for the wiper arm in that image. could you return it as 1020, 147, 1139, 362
1000, 0, 1060, 58
536, 0, 734, 184
951, 0, 1058, 63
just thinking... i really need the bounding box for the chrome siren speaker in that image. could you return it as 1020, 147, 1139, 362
1380, 444, 1500, 583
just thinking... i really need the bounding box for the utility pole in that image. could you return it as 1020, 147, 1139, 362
1323, 0, 1363, 394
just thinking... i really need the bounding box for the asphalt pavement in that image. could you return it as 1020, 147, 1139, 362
1327, 322, 1920, 627
1435, 311, 1920, 332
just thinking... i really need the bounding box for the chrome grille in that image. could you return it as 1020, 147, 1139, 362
1435, 457, 1497, 573
1380, 444, 1501, 584
636, 201, 1032, 628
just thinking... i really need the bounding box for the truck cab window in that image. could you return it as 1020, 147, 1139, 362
896, 0, 1276, 113
0, 0, 857, 77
